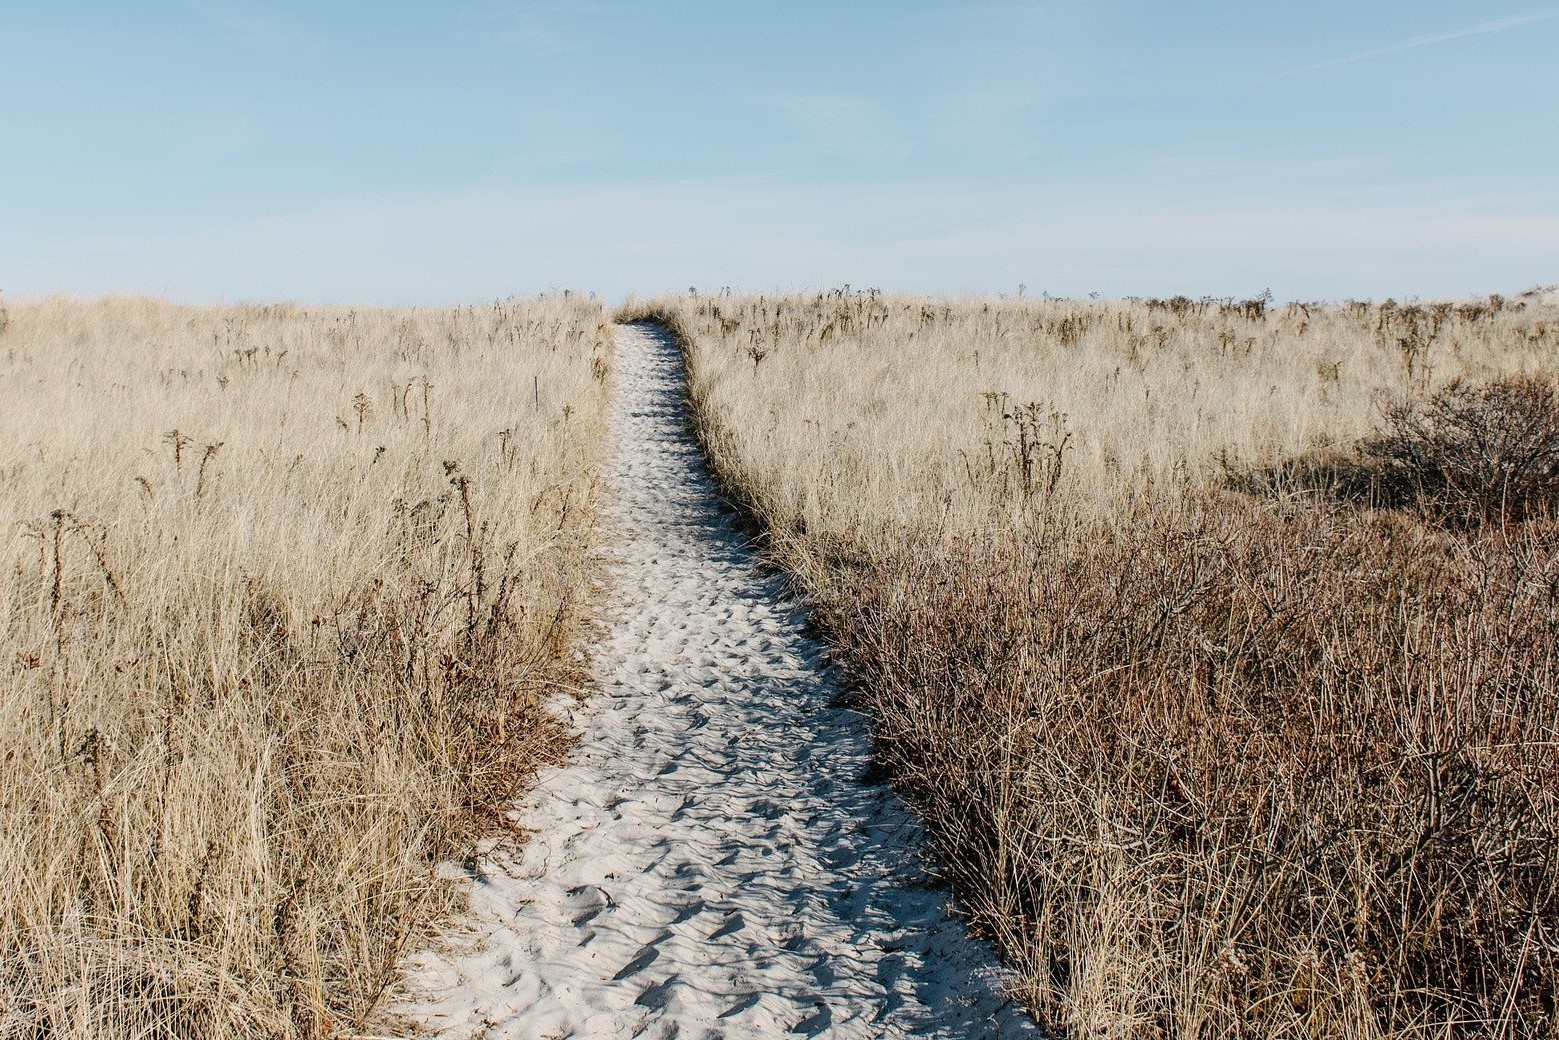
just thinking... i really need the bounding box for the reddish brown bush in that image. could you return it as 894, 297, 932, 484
1366, 376, 1559, 522
812, 502, 1559, 1037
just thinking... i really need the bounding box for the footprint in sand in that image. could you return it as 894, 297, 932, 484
398, 323, 1037, 1039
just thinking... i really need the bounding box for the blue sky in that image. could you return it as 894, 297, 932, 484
2, 1, 1556, 302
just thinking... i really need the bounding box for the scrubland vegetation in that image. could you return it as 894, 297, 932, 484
0, 296, 611, 1037
631, 289, 1559, 1037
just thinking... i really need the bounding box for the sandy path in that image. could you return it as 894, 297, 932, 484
399, 323, 1036, 1038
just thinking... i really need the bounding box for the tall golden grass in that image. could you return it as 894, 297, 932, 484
631, 289, 1559, 1037
0, 296, 611, 1038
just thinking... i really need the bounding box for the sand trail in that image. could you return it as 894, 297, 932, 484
399, 323, 1035, 1038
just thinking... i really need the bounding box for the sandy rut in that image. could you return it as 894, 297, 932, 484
399, 323, 1034, 1038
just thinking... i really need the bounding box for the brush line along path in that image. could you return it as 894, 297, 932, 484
400, 323, 1037, 1038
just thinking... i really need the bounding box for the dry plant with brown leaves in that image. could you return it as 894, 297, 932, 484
0, 295, 612, 1038
628, 289, 1559, 1037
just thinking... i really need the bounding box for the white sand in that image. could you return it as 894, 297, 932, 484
395, 323, 1037, 1038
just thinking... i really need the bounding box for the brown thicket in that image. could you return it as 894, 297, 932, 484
1365, 375, 1559, 522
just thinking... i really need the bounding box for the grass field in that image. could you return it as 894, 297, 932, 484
7, 286, 1557, 1038
634, 289, 1559, 1037
0, 296, 611, 1037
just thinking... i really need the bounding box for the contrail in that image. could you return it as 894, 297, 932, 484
1269, 9, 1559, 79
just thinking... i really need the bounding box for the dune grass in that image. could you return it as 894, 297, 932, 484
631, 289, 1559, 1037
0, 295, 611, 1038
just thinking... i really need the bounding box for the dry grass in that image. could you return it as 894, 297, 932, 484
629, 290, 1559, 1037
0, 295, 612, 1038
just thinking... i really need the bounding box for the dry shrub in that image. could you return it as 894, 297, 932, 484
1365, 375, 1559, 522
818, 504, 1559, 1037
0, 296, 612, 1038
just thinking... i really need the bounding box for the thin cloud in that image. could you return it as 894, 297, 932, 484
1270, 9, 1559, 79
8, 177, 1557, 304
